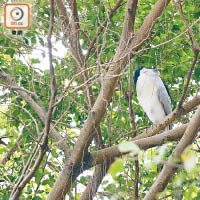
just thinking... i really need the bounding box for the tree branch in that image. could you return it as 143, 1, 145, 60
89, 95, 200, 165
0, 134, 22, 165
127, 0, 171, 53
56, 0, 95, 109
143, 106, 200, 200
44, 0, 57, 147
178, 49, 199, 108
117, 0, 138, 53
79, 160, 113, 200
11, 3, 58, 198
90, 124, 187, 165
10, 145, 47, 200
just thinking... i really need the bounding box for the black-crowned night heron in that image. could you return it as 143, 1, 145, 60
134, 67, 172, 130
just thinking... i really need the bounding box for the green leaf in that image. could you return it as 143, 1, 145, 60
5, 48, 15, 58
32, 197, 43, 200
31, 58, 40, 64
118, 141, 140, 154
181, 146, 197, 172
109, 159, 124, 179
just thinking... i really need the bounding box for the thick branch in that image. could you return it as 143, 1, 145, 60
56, 0, 84, 66
117, 0, 138, 52
0, 70, 46, 121
79, 160, 113, 200
90, 124, 187, 164
143, 106, 200, 200
127, 0, 170, 54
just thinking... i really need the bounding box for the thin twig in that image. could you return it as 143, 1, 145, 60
173, 1, 200, 108
53, 66, 97, 108
85, 0, 123, 61
174, 1, 200, 50
177, 49, 199, 109
0, 83, 39, 100
112, 126, 149, 145
34, 152, 50, 194
9, 103, 40, 136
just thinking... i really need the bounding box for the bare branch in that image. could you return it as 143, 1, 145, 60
56, 0, 95, 109
0, 69, 46, 121
56, 0, 84, 66
127, 0, 171, 53
0, 83, 40, 100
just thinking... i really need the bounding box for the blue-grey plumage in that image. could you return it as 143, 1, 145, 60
134, 68, 172, 130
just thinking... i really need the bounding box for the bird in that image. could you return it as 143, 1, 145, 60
134, 67, 172, 130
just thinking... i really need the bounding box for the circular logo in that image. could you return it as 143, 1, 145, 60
10, 7, 24, 21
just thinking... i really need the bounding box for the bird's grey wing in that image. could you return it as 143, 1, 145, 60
157, 85, 172, 116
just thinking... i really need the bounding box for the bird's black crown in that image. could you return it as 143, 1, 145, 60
133, 67, 143, 85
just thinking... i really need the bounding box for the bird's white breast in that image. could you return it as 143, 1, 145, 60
136, 73, 166, 124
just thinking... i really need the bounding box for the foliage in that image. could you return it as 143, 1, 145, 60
0, 0, 200, 199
